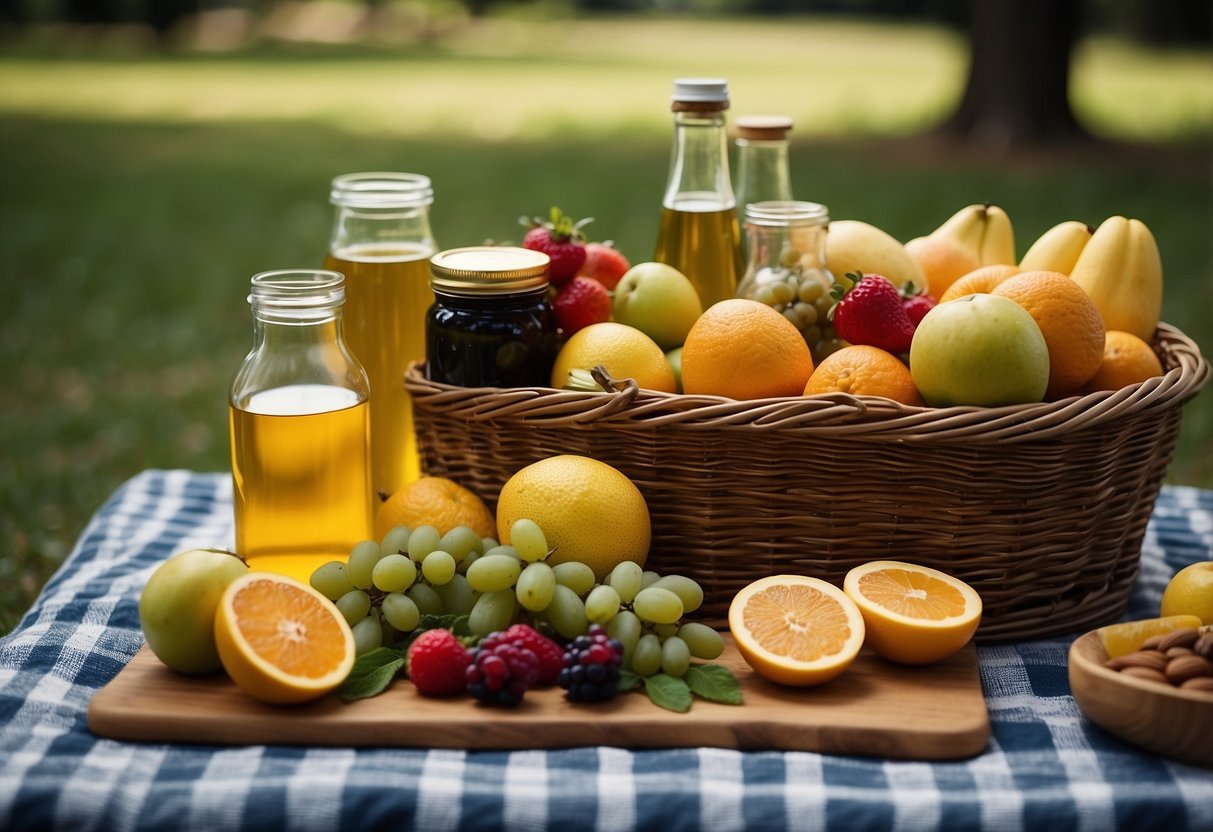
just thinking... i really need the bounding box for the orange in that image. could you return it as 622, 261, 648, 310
938, 264, 1020, 303
214, 572, 355, 705
803, 345, 922, 405
843, 561, 982, 665
728, 575, 866, 686
1081, 330, 1165, 393
1096, 615, 1204, 659
550, 322, 676, 393
1160, 562, 1213, 625
496, 455, 650, 580
904, 235, 983, 301
992, 270, 1105, 399
680, 299, 814, 400
375, 476, 495, 540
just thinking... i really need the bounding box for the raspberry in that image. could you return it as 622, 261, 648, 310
558, 624, 624, 703
499, 623, 564, 686
466, 637, 541, 707
406, 629, 472, 697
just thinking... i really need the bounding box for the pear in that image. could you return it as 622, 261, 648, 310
824, 220, 924, 290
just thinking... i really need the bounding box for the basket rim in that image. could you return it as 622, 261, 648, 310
405, 322, 1209, 443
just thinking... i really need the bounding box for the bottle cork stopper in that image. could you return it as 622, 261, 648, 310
735, 115, 793, 141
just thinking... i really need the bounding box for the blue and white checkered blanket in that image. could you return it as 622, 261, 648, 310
1, 470, 1210, 831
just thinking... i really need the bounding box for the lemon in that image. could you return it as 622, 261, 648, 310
550, 322, 676, 393
1160, 562, 1213, 625
496, 455, 650, 581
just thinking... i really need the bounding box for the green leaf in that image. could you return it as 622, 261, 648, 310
644, 673, 693, 713
337, 648, 405, 702
685, 664, 743, 705
617, 670, 642, 692
450, 615, 472, 638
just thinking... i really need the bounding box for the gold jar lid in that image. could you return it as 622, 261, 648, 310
735, 115, 793, 141
429, 246, 551, 295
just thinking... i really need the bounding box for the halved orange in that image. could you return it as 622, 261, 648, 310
214, 572, 356, 705
1096, 614, 1203, 658
843, 561, 982, 665
728, 575, 865, 687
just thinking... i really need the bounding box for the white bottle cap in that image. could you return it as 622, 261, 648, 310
672, 78, 729, 104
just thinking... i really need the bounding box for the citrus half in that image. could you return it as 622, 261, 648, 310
1096, 614, 1204, 658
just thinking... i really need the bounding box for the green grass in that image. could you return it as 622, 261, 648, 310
1, 15, 1211, 632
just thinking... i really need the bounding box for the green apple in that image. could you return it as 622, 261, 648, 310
138, 548, 249, 675
612, 262, 703, 350
909, 294, 1049, 407
665, 347, 684, 394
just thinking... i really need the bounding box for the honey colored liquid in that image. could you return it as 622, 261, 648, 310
324, 244, 434, 498
654, 204, 744, 309
230, 384, 371, 583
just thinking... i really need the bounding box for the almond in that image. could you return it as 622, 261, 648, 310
1164, 654, 1211, 685
1105, 650, 1168, 673
1157, 627, 1200, 652
1179, 676, 1213, 693
1120, 666, 1169, 685
1139, 634, 1166, 651
1165, 646, 1195, 659
1194, 634, 1213, 660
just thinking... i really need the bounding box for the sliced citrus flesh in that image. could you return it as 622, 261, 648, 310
1096, 614, 1203, 658
728, 575, 865, 687
214, 572, 356, 705
843, 561, 982, 665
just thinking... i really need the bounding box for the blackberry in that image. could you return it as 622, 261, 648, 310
559, 624, 624, 703
465, 635, 541, 708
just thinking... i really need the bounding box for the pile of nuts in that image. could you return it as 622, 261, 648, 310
1103, 627, 1213, 692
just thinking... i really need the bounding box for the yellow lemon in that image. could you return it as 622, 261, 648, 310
1160, 562, 1213, 625
550, 322, 676, 392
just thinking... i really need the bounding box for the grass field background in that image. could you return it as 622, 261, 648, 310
2, 15, 1211, 631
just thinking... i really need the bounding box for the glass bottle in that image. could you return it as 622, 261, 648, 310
426, 246, 559, 389
324, 172, 437, 500
735, 201, 837, 363
734, 115, 794, 262
653, 78, 744, 309
229, 270, 371, 583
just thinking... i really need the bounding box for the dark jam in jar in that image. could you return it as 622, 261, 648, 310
426, 246, 559, 388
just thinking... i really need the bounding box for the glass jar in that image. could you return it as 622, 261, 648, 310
325, 171, 437, 499
426, 247, 559, 388
735, 201, 837, 363
229, 269, 371, 582
734, 115, 794, 262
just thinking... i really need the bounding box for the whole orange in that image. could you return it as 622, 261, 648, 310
992, 270, 1105, 399
803, 345, 922, 405
680, 299, 814, 399
938, 264, 1020, 303
1081, 330, 1165, 393
374, 476, 495, 540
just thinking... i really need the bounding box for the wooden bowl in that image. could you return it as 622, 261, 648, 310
1068, 630, 1213, 767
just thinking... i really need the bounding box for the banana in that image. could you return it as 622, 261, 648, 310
1069, 216, 1162, 341
930, 203, 1016, 266
1019, 221, 1093, 275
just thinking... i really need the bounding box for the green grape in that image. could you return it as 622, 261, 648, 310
457, 549, 482, 574
421, 550, 457, 586
585, 584, 621, 624
351, 615, 383, 655
641, 570, 661, 590
546, 584, 589, 639
678, 622, 724, 660
632, 587, 684, 624
380, 525, 412, 556
465, 554, 522, 593
372, 553, 417, 593
406, 583, 444, 617
310, 560, 353, 601
480, 536, 499, 552
469, 588, 517, 636
652, 622, 679, 639
336, 589, 372, 627
552, 562, 596, 596
631, 633, 662, 677
346, 540, 384, 590
653, 575, 704, 614
606, 561, 644, 604
434, 573, 476, 617
661, 636, 691, 677
381, 592, 421, 632
407, 525, 442, 563
483, 544, 520, 561
440, 525, 483, 562
606, 610, 642, 665
516, 562, 556, 612
510, 518, 549, 563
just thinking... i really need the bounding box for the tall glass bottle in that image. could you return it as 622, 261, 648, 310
324, 172, 436, 499
229, 270, 371, 583
653, 78, 743, 309
734, 115, 794, 247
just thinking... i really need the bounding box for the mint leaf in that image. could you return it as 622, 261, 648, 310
644, 673, 692, 713
685, 664, 743, 705
617, 670, 642, 692
337, 648, 405, 702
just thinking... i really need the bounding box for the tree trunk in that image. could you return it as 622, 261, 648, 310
937, 0, 1088, 152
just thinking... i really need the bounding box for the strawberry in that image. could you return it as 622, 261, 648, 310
829, 273, 916, 354
577, 241, 631, 291
520, 207, 593, 285
900, 281, 937, 327
497, 624, 565, 686
406, 628, 471, 697
553, 276, 612, 337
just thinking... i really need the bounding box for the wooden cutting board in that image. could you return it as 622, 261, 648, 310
88, 637, 989, 760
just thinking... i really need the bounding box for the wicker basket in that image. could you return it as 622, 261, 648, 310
406, 323, 1208, 642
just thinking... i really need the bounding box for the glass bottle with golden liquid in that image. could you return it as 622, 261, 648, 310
653, 78, 744, 309
324, 172, 437, 500
229, 270, 371, 582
